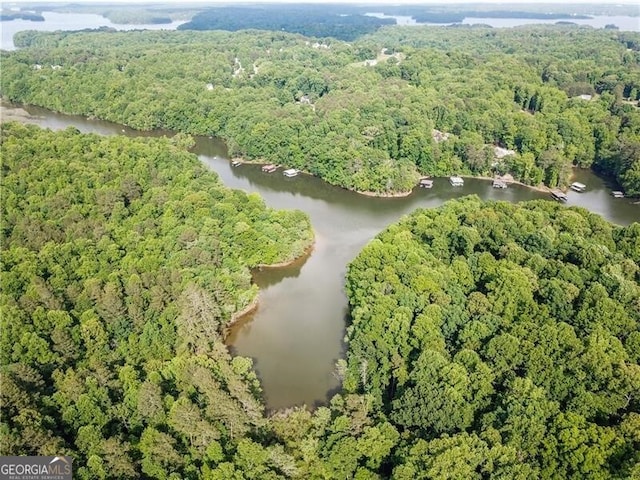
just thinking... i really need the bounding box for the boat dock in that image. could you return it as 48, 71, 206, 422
612, 191, 625, 198
419, 178, 433, 188
262, 164, 277, 173
570, 182, 586, 192
551, 190, 568, 202
283, 168, 299, 177
449, 176, 464, 187
492, 178, 507, 189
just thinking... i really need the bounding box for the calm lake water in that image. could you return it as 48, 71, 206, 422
3, 10, 638, 52
462, 15, 640, 30
2, 101, 639, 410
1, 11, 185, 50
366, 12, 639, 31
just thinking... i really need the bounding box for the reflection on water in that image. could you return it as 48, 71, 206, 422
252, 248, 310, 289
3, 100, 638, 410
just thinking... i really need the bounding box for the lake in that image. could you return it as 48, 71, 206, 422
3, 10, 638, 52
462, 15, 640, 30
1, 11, 185, 50
366, 12, 640, 31
2, 100, 638, 410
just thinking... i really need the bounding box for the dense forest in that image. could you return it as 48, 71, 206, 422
178, 5, 591, 34
2, 6, 640, 478
344, 196, 640, 479
1, 25, 639, 195
10, 2, 634, 29
178, 5, 395, 41
2, 127, 639, 480
0, 123, 313, 478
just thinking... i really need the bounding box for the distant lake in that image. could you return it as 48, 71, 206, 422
3, 10, 637, 51
462, 15, 640, 31
367, 12, 640, 31
1, 11, 185, 50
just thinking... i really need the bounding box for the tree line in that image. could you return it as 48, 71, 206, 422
2, 123, 639, 478
0, 123, 313, 478
344, 196, 640, 479
1, 25, 639, 195
179, 5, 395, 42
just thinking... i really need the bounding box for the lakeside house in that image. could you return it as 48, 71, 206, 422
494, 146, 516, 159
570, 182, 586, 192
419, 178, 434, 188
283, 168, 299, 177
551, 190, 568, 202
432, 129, 451, 143
297, 95, 316, 110
449, 176, 464, 187
262, 164, 277, 173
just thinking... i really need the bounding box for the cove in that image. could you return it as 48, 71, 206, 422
2, 100, 638, 410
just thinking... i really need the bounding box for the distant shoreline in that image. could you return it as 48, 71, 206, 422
0, 103, 623, 201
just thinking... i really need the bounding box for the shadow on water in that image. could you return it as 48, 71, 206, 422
191, 135, 228, 158
312, 305, 353, 410
252, 251, 309, 289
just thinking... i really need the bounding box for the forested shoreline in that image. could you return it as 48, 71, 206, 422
2, 128, 638, 479
0, 123, 315, 477
1, 25, 639, 196
2, 14, 640, 480
344, 197, 640, 479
